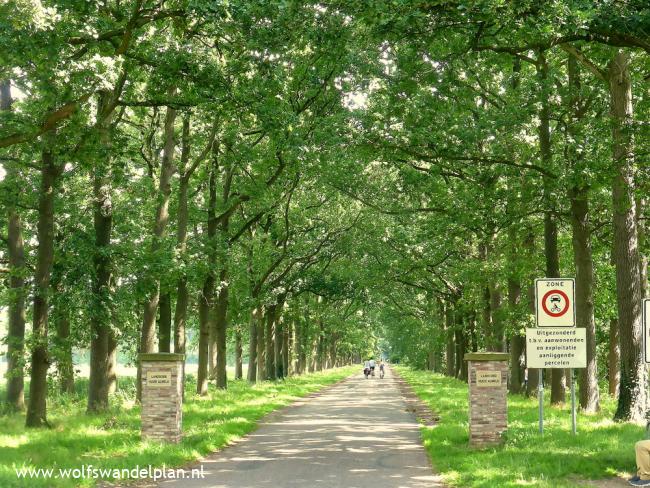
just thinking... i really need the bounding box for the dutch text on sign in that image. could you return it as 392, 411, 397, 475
535, 278, 576, 327
146, 371, 171, 387
526, 328, 586, 368
476, 370, 501, 387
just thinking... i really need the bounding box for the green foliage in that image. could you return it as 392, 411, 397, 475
0, 1, 648, 480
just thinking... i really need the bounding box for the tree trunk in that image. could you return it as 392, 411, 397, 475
247, 307, 259, 382
526, 368, 540, 397
88, 100, 114, 411
173, 275, 188, 397
478, 242, 494, 351
265, 305, 277, 379
26, 144, 61, 428
545, 210, 565, 405
196, 276, 214, 395
235, 327, 243, 380
1, 80, 26, 411
295, 315, 303, 375
54, 305, 74, 395
609, 51, 646, 422
284, 320, 291, 376
273, 299, 287, 379
158, 293, 172, 353
275, 313, 284, 379
173, 117, 193, 397
196, 146, 219, 395
566, 56, 600, 413
299, 302, 310, 374
638, 196, 648, 299
570, 187, 600, 412
525, 241, 540, 396
317, 318, 325, 371
173, 283, 189, 339
468, 311, 478, 353
508, 275, 525, 394
489, 283, 504, 352
608, 318, 620, 398
107, 332, 117, 395
208, 318, 217, 380
309, 337, 317, 373
257, 307, 266, 381
445, 303, 455, 377
5, 203, 26, 410
137, 103, 177, 401
455, 313, 467, 381
506, 59, 525, 395
537, 52, 565, 406
214, 269, 229, 389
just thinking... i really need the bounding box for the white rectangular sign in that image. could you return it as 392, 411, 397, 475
526, 328, 586, 368
535, 278, 576, 327
641, 298, 650, 363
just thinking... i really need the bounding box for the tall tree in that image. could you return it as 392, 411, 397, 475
26, 140, 62, 427
137, 102, 177, 400
1, 80, 26, 411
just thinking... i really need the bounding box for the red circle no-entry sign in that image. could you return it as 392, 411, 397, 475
541, 289, 570, 317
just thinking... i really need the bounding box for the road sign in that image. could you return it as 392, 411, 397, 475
641, 299, 650, 363
535, 278, 575, 327
526, 328, 586, 368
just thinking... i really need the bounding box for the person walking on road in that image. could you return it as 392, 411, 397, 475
363, 359, 371, 379
630, 438, 650, 485
369, 358, 376, 377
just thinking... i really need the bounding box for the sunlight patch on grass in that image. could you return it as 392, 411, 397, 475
514, 479, 537, 485
0, 433, 28, 448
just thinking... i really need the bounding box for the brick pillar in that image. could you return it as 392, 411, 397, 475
465, 352, 509, 448
139, 353, 184, 443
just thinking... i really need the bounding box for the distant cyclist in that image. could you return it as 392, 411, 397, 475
369, 358, 376, 376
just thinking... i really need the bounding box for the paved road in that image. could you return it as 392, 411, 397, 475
160, 367, 445, 488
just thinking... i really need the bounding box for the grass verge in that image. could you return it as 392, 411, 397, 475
395, 366, 641, 488
0, 367, 355, 487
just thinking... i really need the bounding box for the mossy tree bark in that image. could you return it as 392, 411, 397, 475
608, 51, 646, 422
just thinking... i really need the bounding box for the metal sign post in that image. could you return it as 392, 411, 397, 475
538, 369, 544, 434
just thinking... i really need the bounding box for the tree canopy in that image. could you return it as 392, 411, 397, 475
0, 0, 648, 427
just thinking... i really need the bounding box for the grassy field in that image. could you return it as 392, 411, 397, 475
396, 366, 640, 488
0, 367, 356, 488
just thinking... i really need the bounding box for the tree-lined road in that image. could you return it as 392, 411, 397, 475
161, 368, 444, 488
